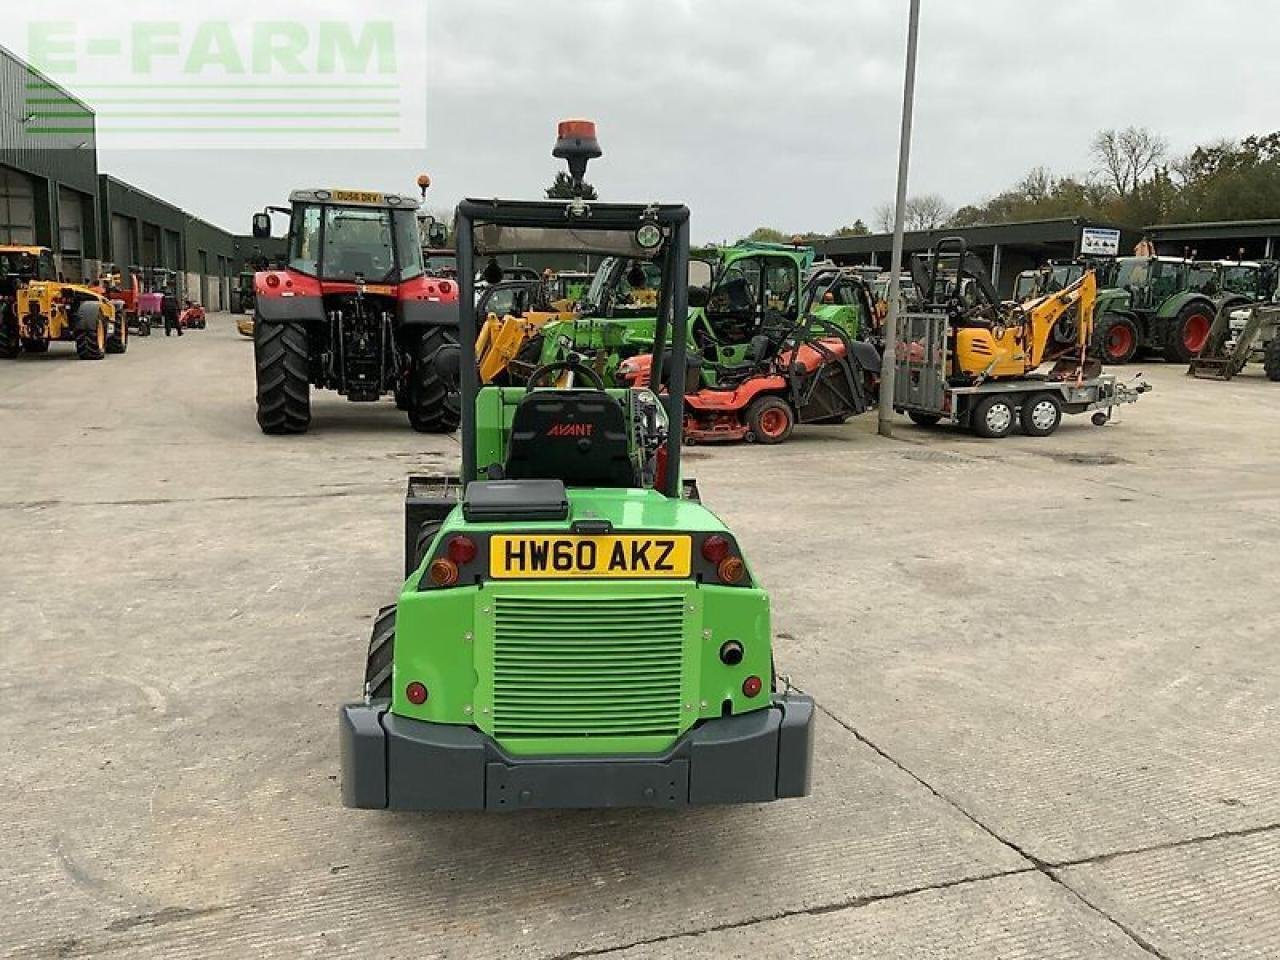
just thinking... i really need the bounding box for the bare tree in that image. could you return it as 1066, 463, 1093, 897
873, 202, 896, 233
905, 194, 953, 230
1092, 127, 1168, 196
874, 195, 953, 233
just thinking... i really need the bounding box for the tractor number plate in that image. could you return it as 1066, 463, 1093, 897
490, 535, 692, 579
332, 190, 384, 204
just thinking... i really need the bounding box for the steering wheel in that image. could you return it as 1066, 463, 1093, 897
524, 359, 607, 392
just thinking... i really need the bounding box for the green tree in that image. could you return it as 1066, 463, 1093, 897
546, 171, 598, 200
743, 226, 789, 244
831, 220, 870, 237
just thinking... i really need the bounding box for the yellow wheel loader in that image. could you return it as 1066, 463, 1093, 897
0, 246, 124, 361
473, 278, 575, 384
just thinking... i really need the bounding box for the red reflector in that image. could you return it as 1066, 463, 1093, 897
428, 558, 459, 587
406, 681, 429, 705
742, 675, 763, 698
265, 274, 281, 288
439, 280, 452, 294
717, 556, 746, 584
447, 535, 477, 565
702, 535, 730, 563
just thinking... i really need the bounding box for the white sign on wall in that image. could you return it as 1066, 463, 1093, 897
1081, 227, 1122, 257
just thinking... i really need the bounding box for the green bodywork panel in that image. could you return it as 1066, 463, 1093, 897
391, 487, 773, 757
537, 241, 849, 386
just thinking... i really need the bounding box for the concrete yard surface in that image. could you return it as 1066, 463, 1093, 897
2, 316, 1279, 959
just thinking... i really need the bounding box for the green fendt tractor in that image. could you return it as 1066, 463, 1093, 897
529, 240, 862, 387
1090, 256, 1270, 365
340, 120, 815, 811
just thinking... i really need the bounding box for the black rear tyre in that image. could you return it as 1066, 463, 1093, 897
364, 604, 397, 701
1264, 337, 1280, 382
907, 410, 942, 427
254, 320, 311, 435
1165, 302, 1214, 363
408, 327, 460, 433
1092, 313, 1139, 365
76, 317, 106, 361
0, 310, 18, 359
106, 317, 128, 354
745, 395, 794, 444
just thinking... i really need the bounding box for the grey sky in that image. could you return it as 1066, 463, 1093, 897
93, 0, 1280, 243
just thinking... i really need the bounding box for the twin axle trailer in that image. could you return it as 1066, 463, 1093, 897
893, 312, 1150, 438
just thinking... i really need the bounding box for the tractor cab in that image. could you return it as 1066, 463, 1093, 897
340, 120, 815, 812
0, 246, 54, 297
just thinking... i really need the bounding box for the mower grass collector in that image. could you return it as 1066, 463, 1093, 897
340, 121, 815, 812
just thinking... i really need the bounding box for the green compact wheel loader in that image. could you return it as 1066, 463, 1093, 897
339, 121, 815, 811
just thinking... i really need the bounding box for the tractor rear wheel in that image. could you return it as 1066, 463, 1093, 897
1165, 303, 1214, 363
1093, 313, 1139, 365
0, 311, 18, 359
745, 396, 794, 444
364, 604, 397, 701
76, 316, 106, 361
254, 320, 311, 435
1019, 392, 1063, 437
907, 410, 942, 427
970, 394, 1016, 439
1265, 336, 1280, 382
408, 327, 461, 434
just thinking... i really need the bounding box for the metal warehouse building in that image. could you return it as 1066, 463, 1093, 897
816, 218, 1135, 298
0, 46, 101, 280
1147, 219, 1280, 260
2, 45, 250, 306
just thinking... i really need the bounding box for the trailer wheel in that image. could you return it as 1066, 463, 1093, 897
1264, 336, 1280, 382
1019, 392, 1062, 437
76, 315, 106, 361
0, 310, 18, 359
408, 327, 461, 434
745, 396, 794, 444
1093, 314, 1139, 365
907, 411, 942, 427
971, 394, 1016, 439
254, 320, 311, 435
364, 604, 397, 701
1165, 303, 1213, 363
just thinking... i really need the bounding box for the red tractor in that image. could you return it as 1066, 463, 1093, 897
620, 316, 880, 444
250, 186, 460, 434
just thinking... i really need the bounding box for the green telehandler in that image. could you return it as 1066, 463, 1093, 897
340, 120, 815, 811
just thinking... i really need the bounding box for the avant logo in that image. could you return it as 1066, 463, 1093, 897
547, 422, 593, 438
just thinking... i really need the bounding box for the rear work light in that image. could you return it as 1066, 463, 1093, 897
428, 557, 459, 587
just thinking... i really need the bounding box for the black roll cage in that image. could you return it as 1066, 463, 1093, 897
455, 199, 692, 498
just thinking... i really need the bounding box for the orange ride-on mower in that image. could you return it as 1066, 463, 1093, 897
620, 316, 880, 444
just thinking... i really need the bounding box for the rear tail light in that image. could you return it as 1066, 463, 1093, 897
439, 280, 452, 294
265, 274, 280, 288
406, 681, 429, 705
742, 675, 763, 698
428, 557, 459, 587
717, 556, 746, 584
701, 535, 730, 563
446, 535, 477, 565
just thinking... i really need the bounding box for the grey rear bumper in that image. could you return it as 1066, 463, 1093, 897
340, 694, 815, 811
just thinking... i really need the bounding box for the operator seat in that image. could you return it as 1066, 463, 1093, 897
504, 390, 638, 488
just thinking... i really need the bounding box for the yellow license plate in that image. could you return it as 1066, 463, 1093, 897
332, 189, 385, 204
490, 535, 692, 579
